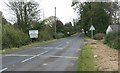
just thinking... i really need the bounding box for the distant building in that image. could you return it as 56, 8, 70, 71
106, 24, 120, 34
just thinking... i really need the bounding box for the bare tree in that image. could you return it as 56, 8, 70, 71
5, 0, 41, 32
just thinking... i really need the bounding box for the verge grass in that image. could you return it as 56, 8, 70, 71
76, 45, 97, 71
1, 39, 57, 54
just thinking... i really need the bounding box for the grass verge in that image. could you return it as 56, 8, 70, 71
1, 39, 58, 54
76, 45, 97, 71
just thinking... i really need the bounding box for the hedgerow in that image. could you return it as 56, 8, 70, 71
104, 32, 120, 50
2, 24, 30, 49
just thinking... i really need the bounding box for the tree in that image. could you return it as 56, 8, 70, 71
44, 16, 60, 33
56, 20, 64, 33
6, 0, 41, 32
64, 22, 75, 36
44, 16, 59, 26
111, 2, 120, 24
72, 1, 114, 34
2, 16, 8, 25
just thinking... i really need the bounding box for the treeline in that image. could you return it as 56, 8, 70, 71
2, 16, 76, 50
2, 0, 78, 50
72, 2, 120, 34
72, 1, 120, 50
2, 24, 29, 49
104, 32, 120, 50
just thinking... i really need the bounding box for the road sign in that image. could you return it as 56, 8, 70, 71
29, 30, 38, 38
89, 25, 95, 39
90, 25, 95, 30
67, 32, 70, 34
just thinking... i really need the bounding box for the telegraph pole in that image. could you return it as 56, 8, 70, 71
43, 11, 45, 21
55, 7, 56, 34
0, 11, 2, 24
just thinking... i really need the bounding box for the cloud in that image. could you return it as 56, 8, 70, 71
0, 0, 77, 24
39, 0, 78, 24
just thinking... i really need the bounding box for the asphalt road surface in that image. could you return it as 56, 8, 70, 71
1, 33, 84, 72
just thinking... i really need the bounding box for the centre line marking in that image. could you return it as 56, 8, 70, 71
43, 63, 48, 66
58, 44, 63, 47
21, 51, 48, 63
66, 42, 69, 44
0, 68, 8, 72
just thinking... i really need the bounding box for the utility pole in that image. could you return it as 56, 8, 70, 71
0, 11, 2, 56
43, 11, 45, 21
42, 10, 45, 26
0, 11, 2, 24
55, 7, 56, 34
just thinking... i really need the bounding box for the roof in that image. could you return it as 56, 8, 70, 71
110, 24, 120, 32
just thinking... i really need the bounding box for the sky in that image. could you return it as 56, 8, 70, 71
40, 0, 78, 24
0, 0, 78, 24
0, 0, 119, 24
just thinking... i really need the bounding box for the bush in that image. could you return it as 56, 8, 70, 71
53, 33, 65, 39
94, 33, 105, 40
2, 24, 29, 49
38, 30, 53, 41
104, 32, 119, 50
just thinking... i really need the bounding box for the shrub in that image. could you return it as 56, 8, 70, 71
38, 30, 53, 41
104, 32, 119, 50
94, 33, 105, 40
53, 33, 65, 39
2, 24, 29, 49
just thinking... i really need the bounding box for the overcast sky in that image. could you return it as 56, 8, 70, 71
0, 0, 78, 24
40, 0, 78, 24
0, 0, 119, 24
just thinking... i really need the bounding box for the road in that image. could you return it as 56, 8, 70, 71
1, 33, 84, 72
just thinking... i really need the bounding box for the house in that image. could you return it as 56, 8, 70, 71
106, 24, 120, 34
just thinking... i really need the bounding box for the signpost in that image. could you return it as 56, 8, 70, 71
89, 25, 95, 39
29, 30, 38, 38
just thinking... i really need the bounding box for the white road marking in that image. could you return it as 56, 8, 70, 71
77, 49, 81, 51
55, 47, 63, 50
43, 63, 48, 66
49, 55, 78, 59
58, 44, 63, 47
66, 42, 69, 44
4, 54, 34, 57
21, 51, 48, 63
0, 68, 8, 72
43, 47, 53, 49
43, 47, 63, 50
35, 47, 42, 49
36, 51, 49, 56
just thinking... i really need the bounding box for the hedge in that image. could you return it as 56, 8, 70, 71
2, 24, 30, 49
104, 32, 120, 50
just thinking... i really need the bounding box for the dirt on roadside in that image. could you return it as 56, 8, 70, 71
85, 39, 118, 71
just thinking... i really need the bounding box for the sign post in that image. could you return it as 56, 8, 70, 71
89, 25, 95, 39
29, 30, 38, 38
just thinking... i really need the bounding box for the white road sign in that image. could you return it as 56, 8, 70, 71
89, 25, 95, 39
29, 30, 38, 38
90, 25, 95, 30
